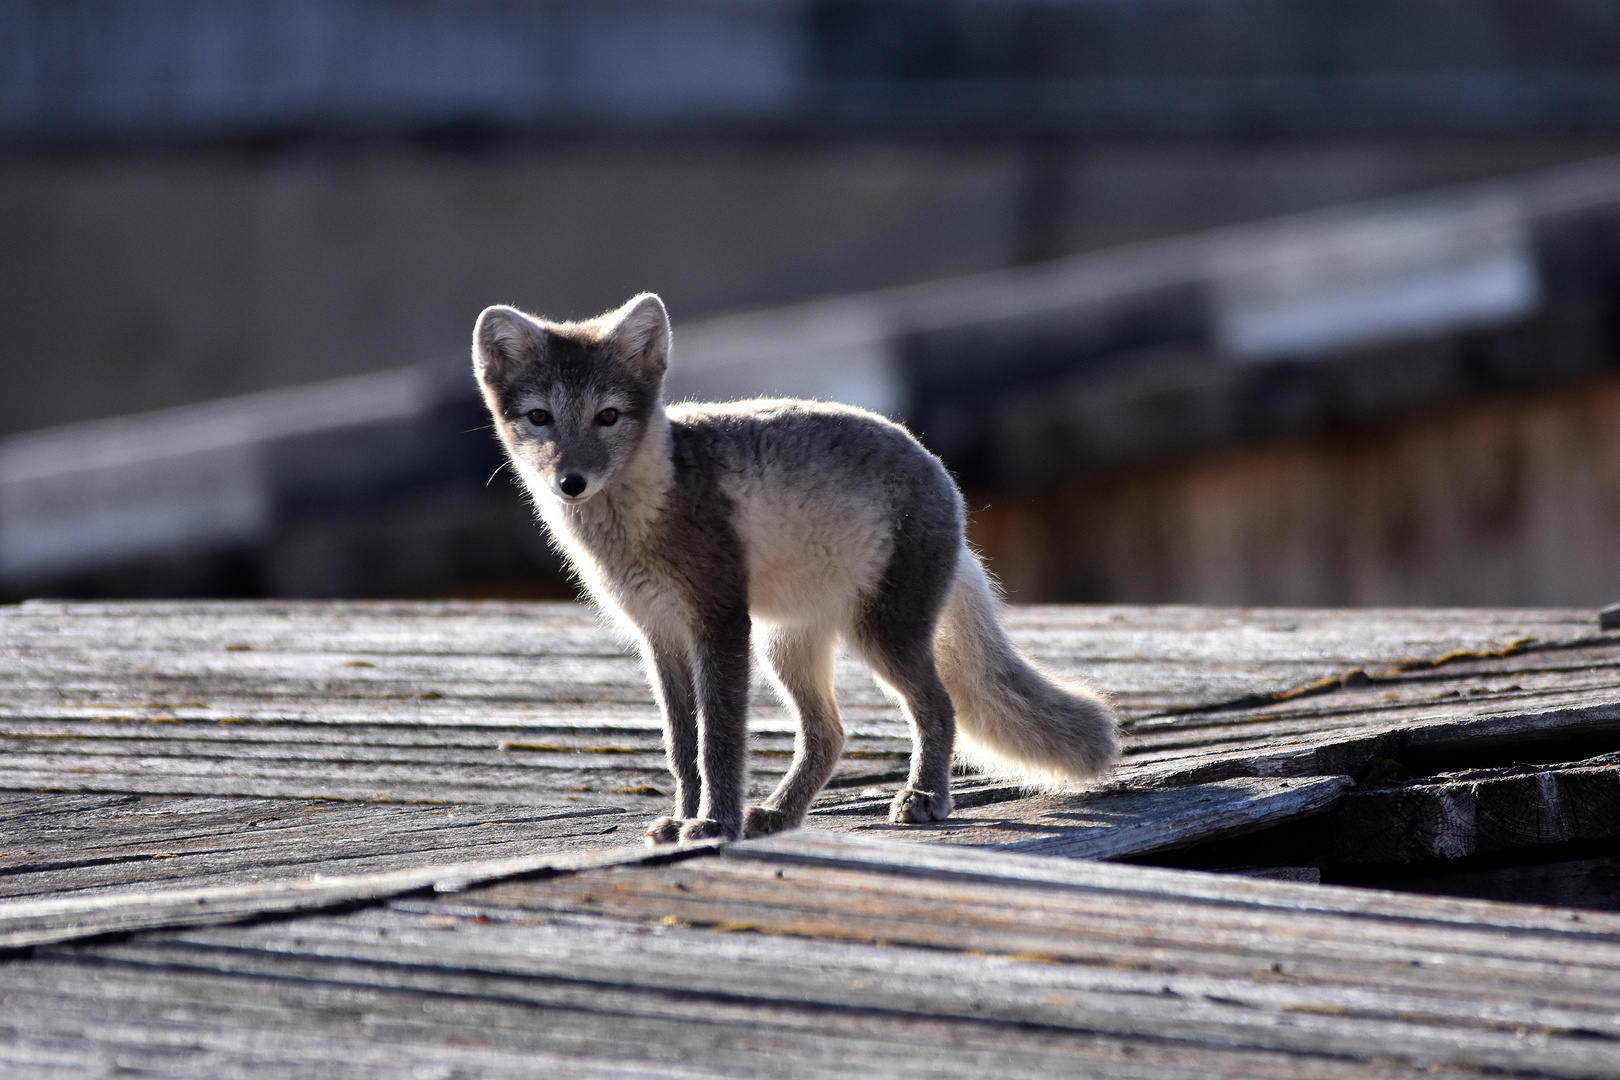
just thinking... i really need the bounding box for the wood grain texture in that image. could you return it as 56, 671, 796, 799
3, 831, 1619, 1078
1331, 751, 1620, 868
0, 794, 631, 901
0, 841, 715, 952
970, 376, 1620, 609
3, 600, 1612, 808
2, 600, 1619, 905
847, 775, 1356, 859
3, 599, 1620, 1077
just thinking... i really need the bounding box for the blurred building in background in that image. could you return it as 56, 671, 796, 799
2, 0, 1620, 605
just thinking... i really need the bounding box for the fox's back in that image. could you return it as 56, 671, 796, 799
667, 399, 962, 629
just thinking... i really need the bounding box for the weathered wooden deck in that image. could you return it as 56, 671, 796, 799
3, 600, 1620, 1076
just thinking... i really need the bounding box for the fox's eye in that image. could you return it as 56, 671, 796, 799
525, 409, 552, 426
596, 408, 619, 426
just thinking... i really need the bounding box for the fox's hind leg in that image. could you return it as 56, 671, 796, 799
856, 635, 956, 824
851, 531, 960, 826
643, 636, 701, 846
746, 628, 843, 838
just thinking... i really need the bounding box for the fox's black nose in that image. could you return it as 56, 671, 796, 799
559, 474, 587, 498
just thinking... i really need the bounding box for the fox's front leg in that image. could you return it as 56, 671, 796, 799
643, 637, 700, 845
680, 609, 752, 842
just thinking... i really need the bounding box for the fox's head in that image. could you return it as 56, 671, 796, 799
473, 293, 670, 505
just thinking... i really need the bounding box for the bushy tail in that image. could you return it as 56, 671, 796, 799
934, 548, 1119, 788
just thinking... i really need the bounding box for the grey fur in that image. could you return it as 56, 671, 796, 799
473, 294, 1119, 843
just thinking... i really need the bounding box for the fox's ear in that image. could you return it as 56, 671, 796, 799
602, 293, 670, 382
472, 305, 544, 386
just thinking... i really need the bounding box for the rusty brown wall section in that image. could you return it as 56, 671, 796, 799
969, 377, 1620, 607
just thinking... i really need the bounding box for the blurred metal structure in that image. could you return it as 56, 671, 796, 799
0, 361, 560, 600
11, 0, 1620, 443
674, 156, 1620, 607
8, 2, 1620, 603
10, 0, 1620, 140
673, 156, 1620, 482
6, 156, 1620, 603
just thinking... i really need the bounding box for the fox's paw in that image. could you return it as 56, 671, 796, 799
889, 787, 951, 825
678, 818, 734, 843
743, 806, 798, 839
644, 816, 684, 846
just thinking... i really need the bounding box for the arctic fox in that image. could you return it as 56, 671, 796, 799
473, 293, 1118, 844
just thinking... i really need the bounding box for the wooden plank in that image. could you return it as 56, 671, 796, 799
7, 603, 1620, 1076
3, 599, 1607, 777
105, 908, 1617, 1076
443, 849, 1620, 1018
0, 795, 633, 900
730, 830, 1620, 932
1139, 697, 1620, 792
0, 741, 903, 808
0, 842, 717, 952
2, 600, 1617, 906
6, 832, 1620, 1076
0, 959, 1450, 1080
23, 831, 1620, 1076
1, 601, 1597, 721
824, 776, 1355, 859
1330, 752, 1620, 868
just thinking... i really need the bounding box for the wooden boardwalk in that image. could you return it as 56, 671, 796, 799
2, 600, 1620, 1075
6, 832, 1620, 1078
